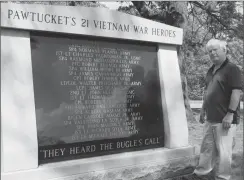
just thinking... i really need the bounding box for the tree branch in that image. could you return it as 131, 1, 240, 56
201, 31, 210, 44
131, 1, 185, 27
190, 1, 237, 33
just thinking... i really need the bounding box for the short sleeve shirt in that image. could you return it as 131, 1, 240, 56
204, 59, 242, 124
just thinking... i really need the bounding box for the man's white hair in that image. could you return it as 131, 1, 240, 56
206, 39, 227, 52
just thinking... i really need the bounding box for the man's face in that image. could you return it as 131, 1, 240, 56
207, 44, 226, 65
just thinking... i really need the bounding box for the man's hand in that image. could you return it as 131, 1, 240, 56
199, 109, 205, 124
222, 113, 234, 130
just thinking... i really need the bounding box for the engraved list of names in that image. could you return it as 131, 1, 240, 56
57, 42, 141, 141
31, 33, 164, 162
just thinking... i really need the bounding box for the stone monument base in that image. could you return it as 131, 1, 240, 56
2, 146, 199, 180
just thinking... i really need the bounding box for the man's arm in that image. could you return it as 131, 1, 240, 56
202, 90, 207, 110
199, 89, 207, 124
228, 89, 243, 111
222, 89, 243, 129
222, 64, 243, 129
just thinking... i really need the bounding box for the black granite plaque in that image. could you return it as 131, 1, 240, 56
30, 32, 164, 163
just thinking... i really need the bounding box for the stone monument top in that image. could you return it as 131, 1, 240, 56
1, 2, 183, 45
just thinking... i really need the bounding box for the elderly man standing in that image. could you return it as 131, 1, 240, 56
193, 39, 243, 180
